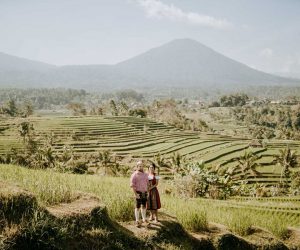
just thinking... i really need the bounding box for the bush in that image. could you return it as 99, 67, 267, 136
170, 162, 233, 199
68, 160, 89, 174
171, 174, 207, 198
128, 108, 147, 118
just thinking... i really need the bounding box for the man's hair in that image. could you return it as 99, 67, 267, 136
136, 160, 143, 167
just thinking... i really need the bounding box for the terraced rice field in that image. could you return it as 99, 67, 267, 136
229, 196, 300, 225
0, 115, 299, 185
200, 196, 300, 227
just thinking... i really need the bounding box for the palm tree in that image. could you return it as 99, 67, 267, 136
120, 101, 129, 115
97, 149, 114, 175
18, 121, 34, 143
232, 151, 261, 180
109, 100, 118, 116
169, 152, 186, 175
273, 146, 298, 188
152, 153, 169, 175
41, 145, 56, 168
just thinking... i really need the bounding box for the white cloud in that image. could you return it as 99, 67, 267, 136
260, 48, 273, 57
133, 0, 232, 29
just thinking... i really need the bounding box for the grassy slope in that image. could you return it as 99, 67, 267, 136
0, 180, 148, 249
0, 165, 299, 236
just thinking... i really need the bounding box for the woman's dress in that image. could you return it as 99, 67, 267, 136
147, 175, 161, 210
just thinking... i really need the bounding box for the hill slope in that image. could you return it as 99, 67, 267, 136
0, 39, 298, 89
116, 38, 296, 87
0, 52, 56, 88
0, 52, 55, 72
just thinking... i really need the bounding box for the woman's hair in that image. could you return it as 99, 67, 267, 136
149, 162, 156, 170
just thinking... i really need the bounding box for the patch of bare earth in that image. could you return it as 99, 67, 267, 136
46, 193, 100, 218
119, 212, 172, 240
286, 227, 300, 249
122, 214, 294, 250
242, 226, 289, 249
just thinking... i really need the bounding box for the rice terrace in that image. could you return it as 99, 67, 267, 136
1, 0, 300, 249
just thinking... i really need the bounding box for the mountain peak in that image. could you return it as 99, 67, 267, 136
0, 39, 298, 89
115, 38, 296, 87
160, 38, 212, 51
169, 38, 200, 44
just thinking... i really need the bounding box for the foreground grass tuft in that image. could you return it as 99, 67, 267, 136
263, 216, 290, 239
175, 209, 208, 232
225, 213, 252, 236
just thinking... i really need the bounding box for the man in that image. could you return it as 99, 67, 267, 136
130, 160, 149, 227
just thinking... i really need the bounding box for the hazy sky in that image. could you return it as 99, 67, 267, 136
1, 0, 300, 77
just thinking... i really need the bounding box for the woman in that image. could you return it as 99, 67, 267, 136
147, 163, 161, 222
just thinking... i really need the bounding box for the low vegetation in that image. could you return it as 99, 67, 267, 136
1, 164, 299, 249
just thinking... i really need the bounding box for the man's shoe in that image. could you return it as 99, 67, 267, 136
135, 221, 141, 228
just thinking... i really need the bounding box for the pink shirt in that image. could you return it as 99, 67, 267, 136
130, 171, 148, 192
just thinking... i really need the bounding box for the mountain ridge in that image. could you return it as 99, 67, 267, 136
0, 52, 56, 72
0, 39, 299, 89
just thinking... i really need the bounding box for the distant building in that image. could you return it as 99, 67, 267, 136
270, 100, 281, 104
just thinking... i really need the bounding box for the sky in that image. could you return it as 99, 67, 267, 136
1, 0, 300, 77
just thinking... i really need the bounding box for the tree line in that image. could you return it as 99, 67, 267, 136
0, 88, 87, 109
232, 105, 300, 139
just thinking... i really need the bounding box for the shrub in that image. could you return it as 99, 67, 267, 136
170, 162, 233, 199
128, 108, 147, 118
68, 160, 89, 174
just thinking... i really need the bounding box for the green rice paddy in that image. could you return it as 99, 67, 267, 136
0, 115, 299, 185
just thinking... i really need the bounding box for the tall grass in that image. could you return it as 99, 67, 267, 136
224, 213, 252, 236
176, 209, 208, 232
0, 164, 297, 239
162, 197, 208, 232
0, 165, 75, 204
163, 195, 296, 239
263, 216, 290, 239
0, 164, 134, 221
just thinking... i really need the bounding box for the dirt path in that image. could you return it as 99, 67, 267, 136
46, 194, 100, 218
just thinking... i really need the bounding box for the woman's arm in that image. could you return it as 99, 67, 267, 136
150, 179, 159, 189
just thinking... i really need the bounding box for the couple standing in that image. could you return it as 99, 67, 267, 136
130, 160, 161, 227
